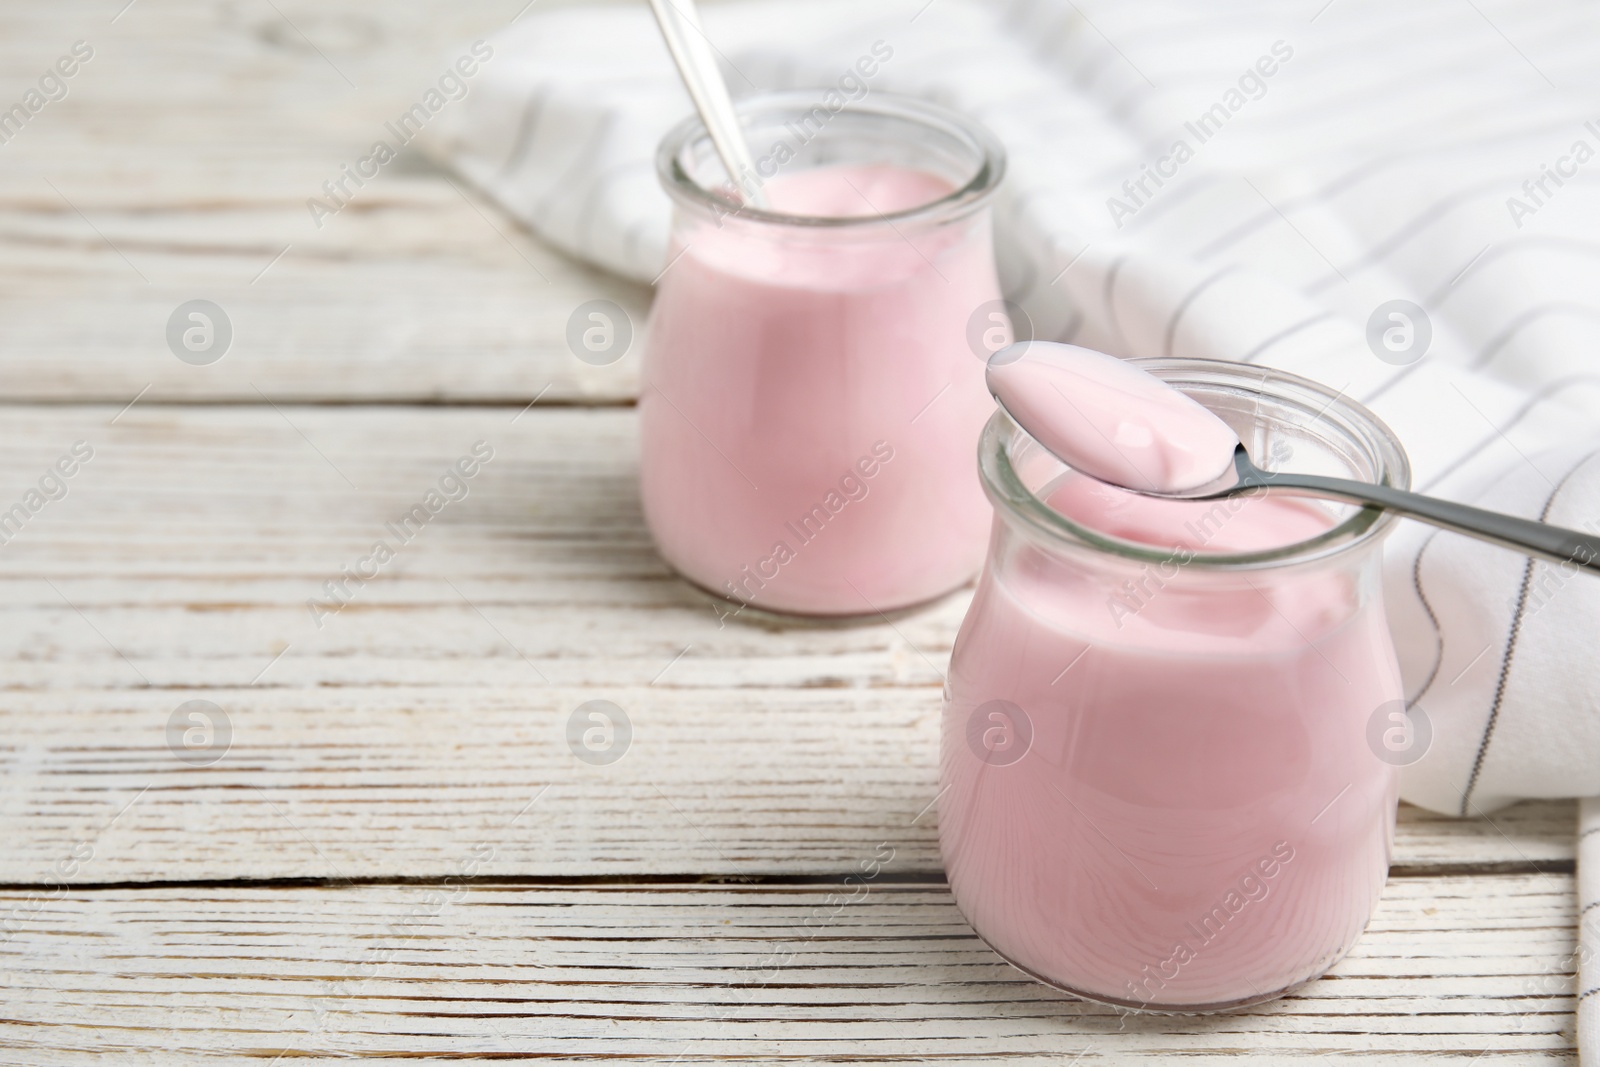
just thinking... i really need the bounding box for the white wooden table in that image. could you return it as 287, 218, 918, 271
0, 2, 1583, 1061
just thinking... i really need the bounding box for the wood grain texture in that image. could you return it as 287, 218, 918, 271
0, 1, 646, 404
0, 878, 1580, 1063
0, 404, 1576, 883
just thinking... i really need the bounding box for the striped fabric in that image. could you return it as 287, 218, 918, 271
424, 0, 1600, 1045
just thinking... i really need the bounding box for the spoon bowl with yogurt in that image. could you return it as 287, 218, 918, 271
987, 341, 1600, 574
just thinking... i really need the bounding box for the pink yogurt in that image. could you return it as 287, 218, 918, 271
639, 163, 1002, 616
941, 470, 1402, 1009
986, 341, 1241, 494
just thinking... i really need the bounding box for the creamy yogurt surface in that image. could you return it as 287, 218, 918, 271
986, 341, 1241, 494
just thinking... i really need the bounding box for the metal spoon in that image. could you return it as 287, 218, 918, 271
1172, 442, 1600, 573
645, 0, 770, 210
987, 341, 1600, 573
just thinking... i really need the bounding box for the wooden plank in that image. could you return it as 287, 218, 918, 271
0, 1, 646, 403
0, 876, 1579, 1063
0, 686, 1575, 884
0, 404, 1577, 882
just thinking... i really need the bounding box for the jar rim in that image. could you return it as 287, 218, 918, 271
654, 89, 1007, 228
978, 358, 1413, 570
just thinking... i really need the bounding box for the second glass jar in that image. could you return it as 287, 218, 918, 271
640, 91, 1007, 617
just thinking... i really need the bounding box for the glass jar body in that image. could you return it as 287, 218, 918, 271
639, 93, 1006, 617
939, 363, 1409, 1011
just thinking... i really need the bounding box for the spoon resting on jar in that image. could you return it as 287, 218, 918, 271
987, 340, 1600, 574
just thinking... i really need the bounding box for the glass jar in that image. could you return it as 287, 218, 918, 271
940, 360, 1411, 1011
640, 91, 1006, 617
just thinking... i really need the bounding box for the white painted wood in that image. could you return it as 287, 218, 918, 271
0, 404, 1577, 883
0, 878, 1579, 1063
0, 1, 646, 404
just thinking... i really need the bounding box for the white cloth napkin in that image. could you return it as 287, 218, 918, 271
423, 0, 1600, 1041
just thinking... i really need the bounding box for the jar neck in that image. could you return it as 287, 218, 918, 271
656, 90, 1006, 231
979, 360, 1410, 575
984, 490, 1390, 597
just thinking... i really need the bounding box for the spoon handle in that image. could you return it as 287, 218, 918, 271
645, 0, 769, 209
1260, 469, 1600, 574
